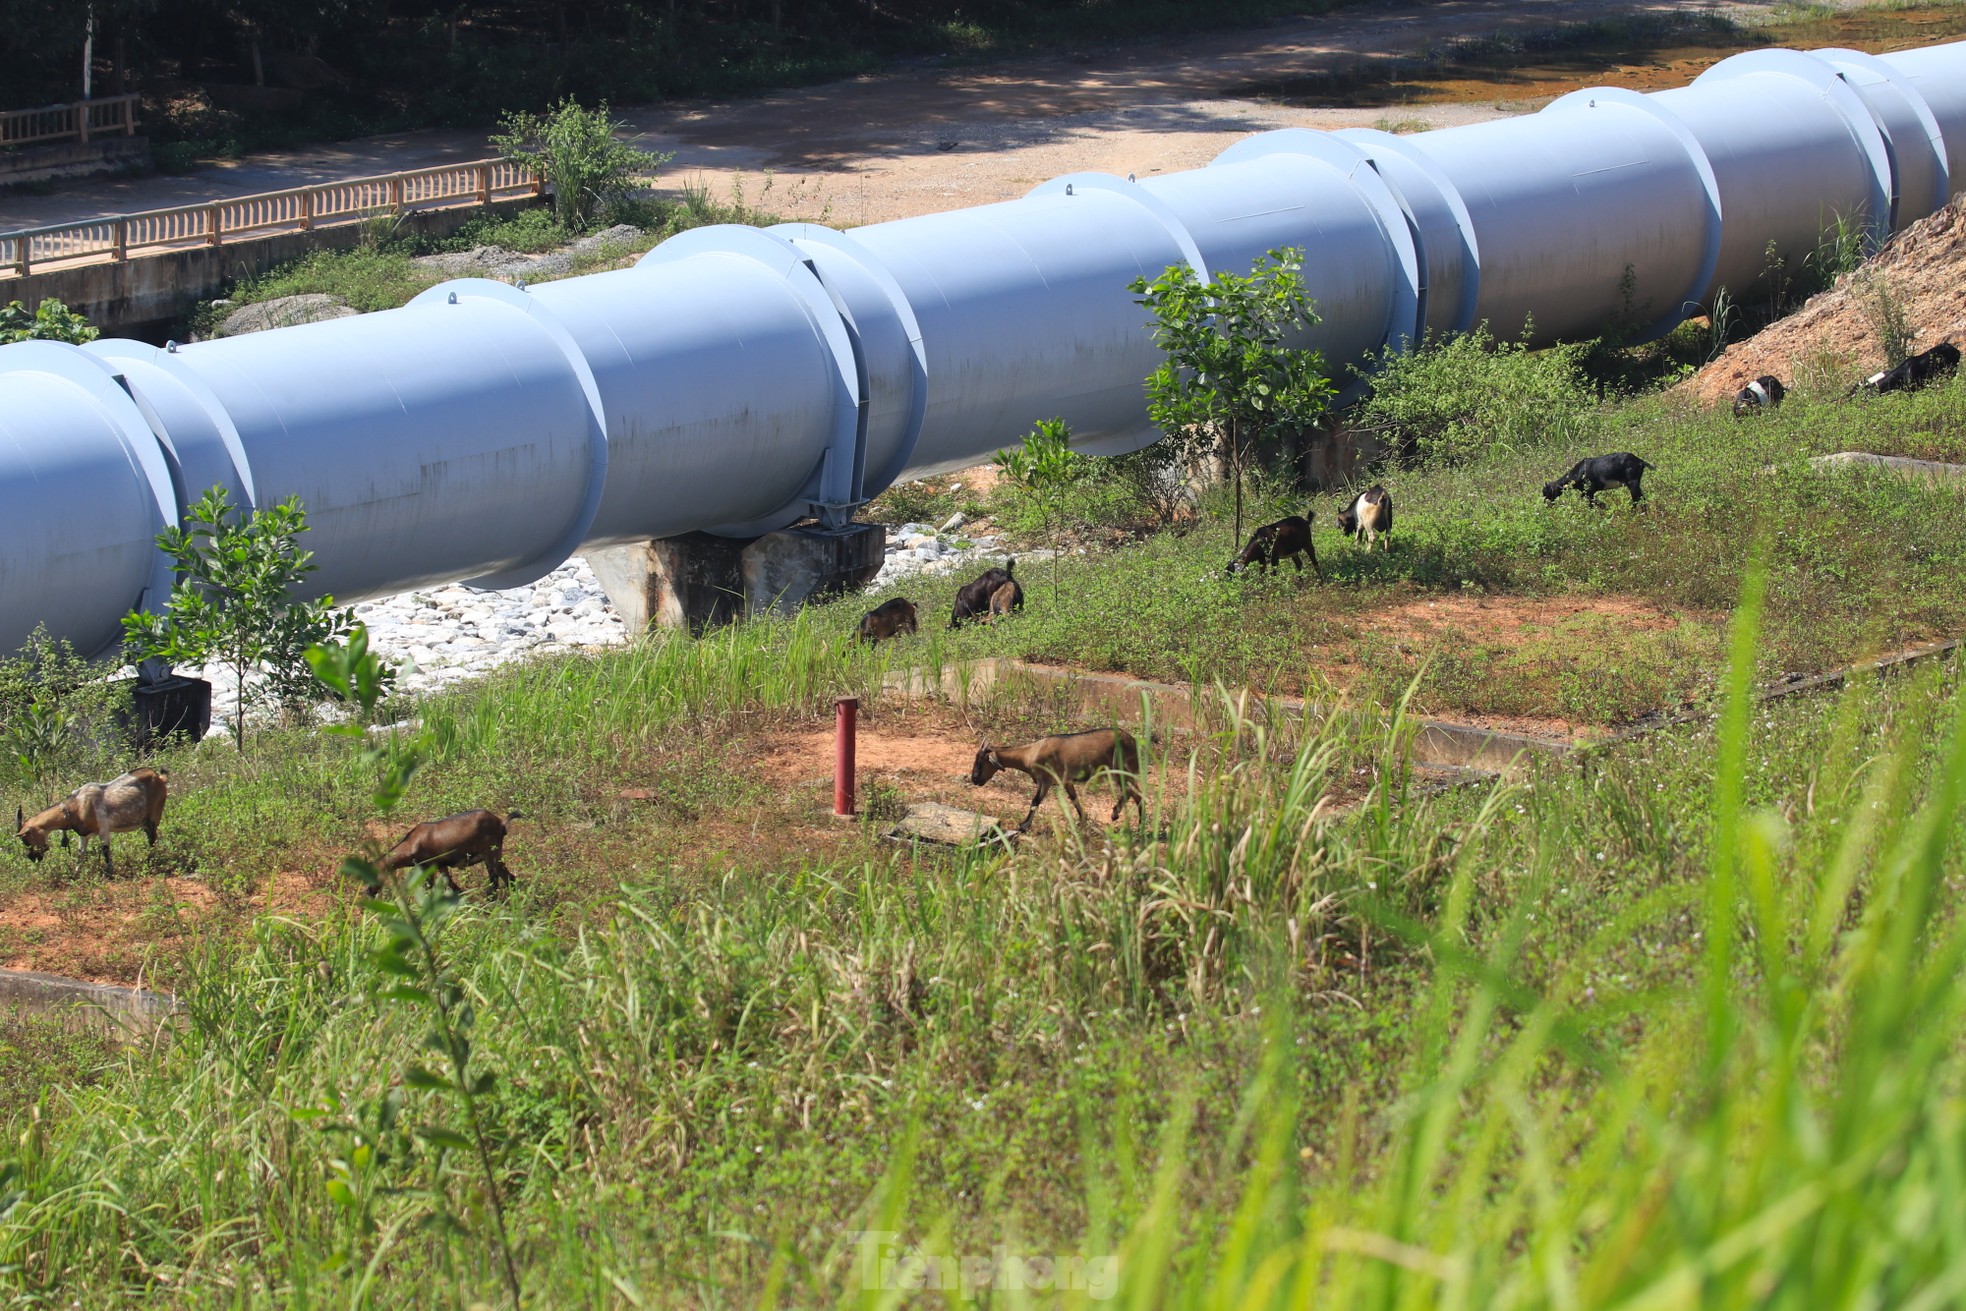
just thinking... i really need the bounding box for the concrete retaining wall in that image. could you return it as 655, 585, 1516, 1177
0, 136, 151, 185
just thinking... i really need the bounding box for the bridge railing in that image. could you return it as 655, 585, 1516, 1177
0, 158, 541, 277
0, 94, 140, 149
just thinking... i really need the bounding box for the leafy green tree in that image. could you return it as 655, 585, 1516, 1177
1131, 248, 1333, 547
122, 486, 362, 750
0, 299, 99, 345
994, 416, 1085, 607
491, 97, 671, 230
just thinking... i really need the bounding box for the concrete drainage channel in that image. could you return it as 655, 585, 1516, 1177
0, 967, 180, 1041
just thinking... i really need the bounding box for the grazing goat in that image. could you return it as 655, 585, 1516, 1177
1850, 342, 1960, 397
15, 767, 169, 876
1543, 452, 1653, 506
1229, 514, 1323, 580
1335, 485, 1394, 551
1733, 375, 1787, 417
951, 560, 1022, 627
970, 728, 1144, 832
986, 580, 1019, 622
857, 597, 918, 644
375, 809, 518, 895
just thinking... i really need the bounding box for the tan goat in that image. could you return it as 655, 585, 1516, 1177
986, 580, 1019, 623
970, 728, 1143, 832
15, 767, 170, 876
373, 808, 518, 895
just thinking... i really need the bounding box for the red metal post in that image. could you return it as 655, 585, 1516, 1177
834, 696, 859, 817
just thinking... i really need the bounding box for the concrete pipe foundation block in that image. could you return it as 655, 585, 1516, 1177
591, 522, 886, 634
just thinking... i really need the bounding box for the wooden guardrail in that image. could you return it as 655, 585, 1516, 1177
0, 158, 541, 278
0, 94, 140, 149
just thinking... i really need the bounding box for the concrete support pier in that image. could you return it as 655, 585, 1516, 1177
589, 523, 885, 634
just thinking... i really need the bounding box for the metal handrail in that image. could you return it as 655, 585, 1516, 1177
0, 157, 542, 277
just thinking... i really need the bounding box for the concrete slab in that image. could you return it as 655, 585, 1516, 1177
885, 801, 1017, 849
0, 966, 178, 1041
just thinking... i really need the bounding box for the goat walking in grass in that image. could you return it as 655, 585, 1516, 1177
373, 809, 519, 895
970, 728, 1144, 832
1229, 514, 1323, 580
1733, 374, 1786, 417
857, 597, 918, 644
1543, 452, 1653, 506
15, 767, 170, 876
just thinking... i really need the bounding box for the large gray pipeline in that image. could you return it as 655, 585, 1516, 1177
4, 40, 1964, 658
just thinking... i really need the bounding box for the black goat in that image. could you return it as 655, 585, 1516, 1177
1228, 515, 1323, 579
1732, 375, 1786, 417
1543, 453, 1653, 506
951, 560, 1022, 628
1850, 342, 1960, 398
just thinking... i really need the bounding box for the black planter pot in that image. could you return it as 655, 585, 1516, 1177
127, 676, 213, 747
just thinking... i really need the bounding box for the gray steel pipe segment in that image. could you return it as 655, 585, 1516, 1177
3, 37, 1965, 660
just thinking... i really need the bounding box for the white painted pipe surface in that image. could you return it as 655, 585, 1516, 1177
4, 38, 1964, 657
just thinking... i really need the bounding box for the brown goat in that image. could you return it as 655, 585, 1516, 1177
986, 580, 1019, 623
970, 728, 1143, 832
16, 768, 169, 876
374, 809, 518, 895
857, 597, 919, 644
1228, 514, 1323, 580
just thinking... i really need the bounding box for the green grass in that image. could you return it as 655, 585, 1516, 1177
5, 354, 1966, 1304
842, 376, 1966, 726
3, 608, 1966, 1303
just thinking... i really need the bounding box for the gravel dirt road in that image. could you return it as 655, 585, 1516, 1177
0, 0, 1793, 232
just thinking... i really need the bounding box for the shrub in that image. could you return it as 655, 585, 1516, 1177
0, 299, 98, 345
1355, 324, 1599, 466
491, 98, 672, 231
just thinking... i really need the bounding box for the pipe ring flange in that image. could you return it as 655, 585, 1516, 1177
0, 341, 180, 653
1026, 171, 1214, 286
1546, 86, 1725, 335
639, 225, 864, 538
770, 222, 931, 499
87, 339, 260, 512
1815, 45, 1952, 220
407, 277, 612, 590
1696, 48, 1896, 248
1333, 127, 1484, 339
1206, 132, 1425, 398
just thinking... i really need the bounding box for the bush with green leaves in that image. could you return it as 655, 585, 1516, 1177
1355, 324, 1599, 466
1132, 247, 1334, 545
0, 300, 98, 346
0, 626, 129, 791
122, 487, 363, 749
491, 97, 672, 230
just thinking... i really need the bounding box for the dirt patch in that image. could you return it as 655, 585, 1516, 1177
1686, 193, 1966, 406
1367, 593, 1686, 643
1242, 5, 1966, 110
0, 866, 338, 986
